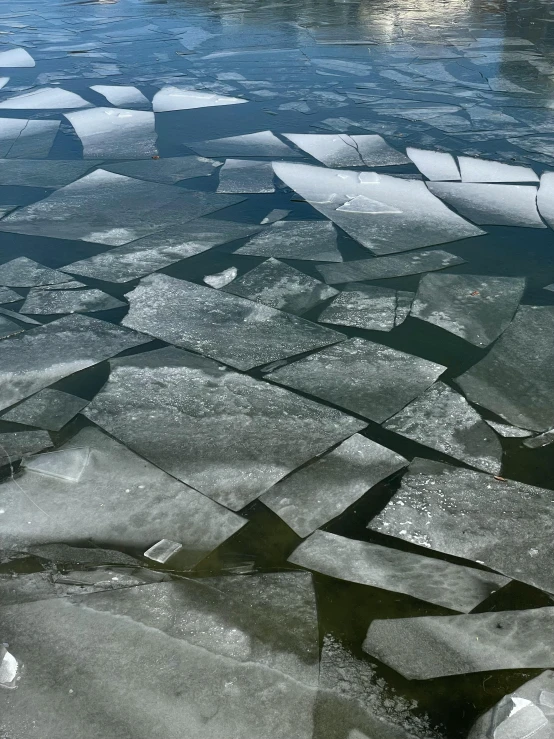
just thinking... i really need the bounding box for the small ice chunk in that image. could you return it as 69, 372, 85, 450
395, 290, 414, 327
144, 539, 183, 563
65, 107, 157, 159
0, 649, 18, 689
336, 195, 402, 214
317, 250, 465, 284
222, 258, 337, 315
235, 220, 342, 262
545, 284, 554, 293
20, 288, 125, 315
0, 430, 52, 466
90, 85, 149, 108
203, 267, 238, 289
261, 209, 290, 225
190, 131, 297, 157
2, 389, 88, 431
458, 156, 538, 183
22, 447, 91, 482
406, 148, 461, 181
0, 118, 59, 158
0, 47, 34, 67
524, 428, 554, 449
104, 156, 219, 184
318, 284, 397, 331
283, 134, 409, 167
0, 258, 74, 288
485, 420, 534, 438
217, 159, 275, 193
153, 86, 247, 112
0, 287, 21, 304
0, 87, 91, 110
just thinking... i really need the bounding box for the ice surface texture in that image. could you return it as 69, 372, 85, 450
0, 118, 59, 158
190, 131, 297, 157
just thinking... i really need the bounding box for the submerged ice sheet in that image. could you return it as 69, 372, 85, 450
20, 287, 125, 314
261, 434, 407, 536
65, 107, 158, 159
217, 158, 275, 193
104, 156, 219, 184
318, 284, 397, 331
289, 530, 509, 612
144, 539, 183, 564
235, 220, 343, 262
153, 86, 247, 112
84, 347, 365, 510
406, 148, 460, 181
317, 250, 465, 284
0, 87, 91, 109
1, 388, 88, 431
283, 134, 409, 168
190, 131, 297, 157
0, 118, 59, 158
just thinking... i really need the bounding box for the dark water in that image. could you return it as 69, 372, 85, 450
1, 0, 554, 736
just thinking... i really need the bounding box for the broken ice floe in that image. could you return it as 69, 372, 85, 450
144, 539, 183, 564
0, 87, 91, 109
83, 347, 365, 510
65, 108, 158, 158
458, 156, 538, 183
190, 130, 297, 157
363, 607, 554, 679
318, 284, 397, 331
217, 158, 275, 193
383, 382, 502, 474
0, 429, 52, 467
455, 305, 554, 431
152, 86, 247, 112
410, 274, 525, 346
235, 220, 342, 262
20, 288, 125, 315
283, 134, 409, 167
317, 250, 465, 284
406, 148, 460, 181
485, 419, 534, 438
203, 267, 237, 289
222, 258, 337, 314
0, 47, 34, 67
273, 162, 484, 255
1, 389, 88, 431
0, 258, 75, 288
267, 337, 445, 423
0, 160, 93, 188
90, 85, 149, 108
288, 530, 509, 612
0, 118, 59, 158
104, 156, 219, 184
0, 647, 18, 690
261, 434, 407, 537
369, 457, 554, 594
0, 287, 21, 304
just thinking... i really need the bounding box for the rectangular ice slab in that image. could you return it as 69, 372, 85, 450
363, 608, 554, 679
0, 87, 91, 109
455, 305, 554, 431
0, 313, 150, 412
0, 426, 246, 561
0, 118, 59, 158
65, 108, 158, 159
0, 429, 52, 467
369, 457, 554, 594
122, 274, 344, 371
261, 434, 407, 536
273, 163, 484, 255
289, 531, 509, 612
284, 134, 409, 167
1, 388, 88, 431
104, 156, 219, 184
235, 220, 343, 262
153, 86, 247, 112
458, 156, 538, 183
318, 284, 397, 331
0, 160, 93, 188
217, 159, 275, 193
190, 131, 297, 157
267, 337, 445, 423
83, 347, 365, 510
406, 148, 460, 181
411, 274, 525, 347
317, 250, 465, 284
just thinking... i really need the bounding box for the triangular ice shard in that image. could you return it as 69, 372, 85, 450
153, 86, 247, 112
190, 131, 297, 157
0, 87, 91, 109
23, 447, 91, 482
0, 258, 76, 288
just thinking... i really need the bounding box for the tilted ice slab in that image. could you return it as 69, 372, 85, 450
383, 382, 502, 474
190, 131, 297, 158
0, 258, 74, 287
217, 158, 275, 193
90, 85, 149, 108
0, 160, 93, 188
266, 337, 446, 423
289, 531, 509, 612
0, 426, 246, 559
1, 388, 88, 431
153, 86, 247, 112
262, 434, 407, 537
0, 316, 23, 339
537, 172, 554, 229
261, 208, 290, 225
411, 273, 525, 347
0, 287, 22, 304
427, 182, 545, 228
0, 313, 150, 412
204, 267, 238, 289
104, 156, 219, 184
222, 258, 337, 315
485, 419, 534, 438
62, 219, 261, 283
406, 148, 460, 181
20, 288, 125, 314
363, 608, 554, 680
455, 305, 554, 431
0, 87, 91, 109
283, 134, 409, 167
0, 47, 35, 67
0, 169, 243, 246
395, 291, 414, 327
0, 429, 52, 467
23, 447, 92, 483
65, 107, 157, 158
318, 284, 397, 331
368, 457, 554, 594
122, 274, 344, 371
235, 220, 343, 262
0, 118, 59, 158
458, 156, 538, 183
0, 576, 318, 739
273, 163, 483, 255
317, 250, 465, 284
84, 347, 365, 510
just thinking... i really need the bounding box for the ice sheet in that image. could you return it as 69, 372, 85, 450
0, 429, 52, 467
65, 107, 158, 158
0, 87, 91, 109
317, 250, 465, 284
0, 118, 59, 158
20, 287, 125, 314
289, 530, 509, 612
0, 286, 22, 304
0, 258, 78, 287
0, 47, 35, 67
217, 158, 275, 193
0, 315, 23, 339
153, 86, 247, 112
90, 85, 149, 107
235, 220, 342, 262
406, 148, 460, 181
537, 172, 554, 229
0, 160, 93, 188
261, 209, 290, 225
458, 156, 538, 183
104, 156, 219, 184
83, 347, 365, 510
1, 388, 88, 431
190, 130, 297, 157
283, 134, 409, 167
318, 284, 397, 331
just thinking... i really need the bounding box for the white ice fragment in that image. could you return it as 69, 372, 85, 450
0, 258, 72, 288
144, 539, 183, 563
458, 156, 538, 183
539, 690, 554, 708
190, 131, 296, 157
23, 448, 91, 483
0, 648, 18, 689
65, 107, 157, 159
0, 47, 34, 67
152, 86, 247, 112
203, 267, 238, 289
284, 133, 409, 167
406, 147, 460, 181
0, 87, 91, 110
90, 85, 149, 108
261, 209, 290, 224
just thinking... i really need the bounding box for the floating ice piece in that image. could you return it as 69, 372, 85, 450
217, 158, 275, 193
65, 107, 157, 159
90, 85, 149, 108
20, 288, 125, 315
262, 434, 406, 536
369, 457, 554, 593
0, 309, 37, 328
190, 131, 297, 157
406, 148, 460, 181
395, 291, 414, 327
455, 305, 554, 431
363, 607, 554, 680
144, 539, 183, 563
0, 47, 34, 67
283, 134, 409, 168
411, 274, 525, 346
0, 430, 52, 467
0, 313, 150, 412
524, 428, 554, 450
0, 258, 74, 288
0, 170, 243, 246
235, 220, 342, 262
0, 648, 18, 689
0, 316, 23, 338
2, 389, 88, 431
62, 219, 261, 283
336, 195, 402, 214
104, 156, 219, 184
203, 267, 237, 289
537, 173, 554, 230
273, 163, 484, 255
0, 426, 246, 558
545, 283, 554, 293
0, 287, 21, 304
0, 118, 59, 158
318, 284, 397, 331
384, 382, 502, 473
0, 160, 93, 188
509, 137, 554, 161
153, 86, 247, 112
317, 250, 465, 284
122, 274, 343, 371
267, 337, 445, 423
458, 156, 538, 183
222, 258, 337, 315
427, 182, 545, 228
84, 347, 364, 510
485, 419, 534, 438
0, 87, 91, 110
289, 530, 509, 612
261, 208, 290, 224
